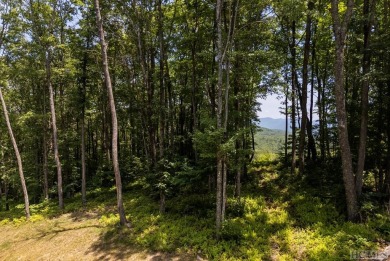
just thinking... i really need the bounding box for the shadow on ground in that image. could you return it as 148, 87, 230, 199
86, 226, 197, 261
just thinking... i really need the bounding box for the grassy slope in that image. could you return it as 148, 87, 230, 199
1, 162, 390, 260
0, 209, 193, 261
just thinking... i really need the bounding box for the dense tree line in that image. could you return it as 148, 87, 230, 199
1, 0, 390, 235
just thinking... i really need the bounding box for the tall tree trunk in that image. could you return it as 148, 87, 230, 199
215, 0, 238, 236
81, 41, 89, 207
81, 117, 86, 206
290, 21, 297, 173
308, 21, 316, 161
94, 0, 129, 226
330, 0, 359, 221
356, 0, 376, 197
0, 87, 30, 219
233, 55, 242, 198
315, 50, 326, 162
158, 0, 166, 214
285, 81, 289, 163
216, 0, 224, 236
43, 99, 49, 200
46, 49, 64, 210
295, 72, 317, 162
298, 1, 313, 173
317, 78, 324, 161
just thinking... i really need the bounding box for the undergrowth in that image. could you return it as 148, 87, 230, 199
1, 160, 390, 260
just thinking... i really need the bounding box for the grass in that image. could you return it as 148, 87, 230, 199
1, 161, 390, 260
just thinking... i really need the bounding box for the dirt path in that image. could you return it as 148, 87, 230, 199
0, 212, 195, 261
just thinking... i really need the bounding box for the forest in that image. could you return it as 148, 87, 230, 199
1, 0, 390, 260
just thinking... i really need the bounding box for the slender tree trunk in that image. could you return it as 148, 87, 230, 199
0, 87, 30, 219
356, 0, 376, 197
233, 56, 242, 198
285, 74, 289, 163
43, 127, 49, 200
215, 0, 238, 236
81, 84, 87, 207
81, 68, 87, 207
81, 38, 89, 207
41, 75, 49, 200
158, 0, 166, 214
298, 1, 313, 173
222, 155, 227, 222
308, 21, 316, 161
46, 49, 64, 210
330, 0, 359, 221
216, 0, 224, 235
315, 52, 326, 161
318, 78, 324, 160
94, 0, 129, 226
291, 21, 297, 173
81, 117, 86, 206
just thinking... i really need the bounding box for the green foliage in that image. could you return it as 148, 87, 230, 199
99, 213, 120, 227
193, 128, 223, 158
1, 167, 389, 261
1, 0, 390, 260
255, 128, 285, 155
290, 194, 342, 226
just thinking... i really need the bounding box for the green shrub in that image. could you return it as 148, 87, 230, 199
99, 213, 120, 226
226, 198, 245, 218
291, 194, 341, 226
221, 219, 244, 242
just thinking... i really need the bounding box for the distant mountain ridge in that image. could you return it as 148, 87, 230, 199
259, 117, 291, 132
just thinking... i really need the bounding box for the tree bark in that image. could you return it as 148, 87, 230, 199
94, 0, 129, 226
330, 0, 359, 221
0, 87, 30, 219
46, 49, 64, 210
216, 0, 224, 235
81, 42, 88, 207
356, 0, 376, 197
290, 21, 297, 173
158, 0, 166, 214
285, 74, 289, 163
298, 1, 313, 173
43, 94, 49, 200
43, 128, 49, 200
309, 21, 316, 161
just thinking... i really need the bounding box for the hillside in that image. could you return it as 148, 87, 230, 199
0, 211, 192, 261
1, 163, 390, 260
255, 127, 285, 154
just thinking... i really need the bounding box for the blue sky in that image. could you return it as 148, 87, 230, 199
258, 92, 319, 121
258, 94, 284, 119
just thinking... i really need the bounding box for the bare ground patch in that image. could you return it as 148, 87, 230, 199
0, 212, 196, 261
